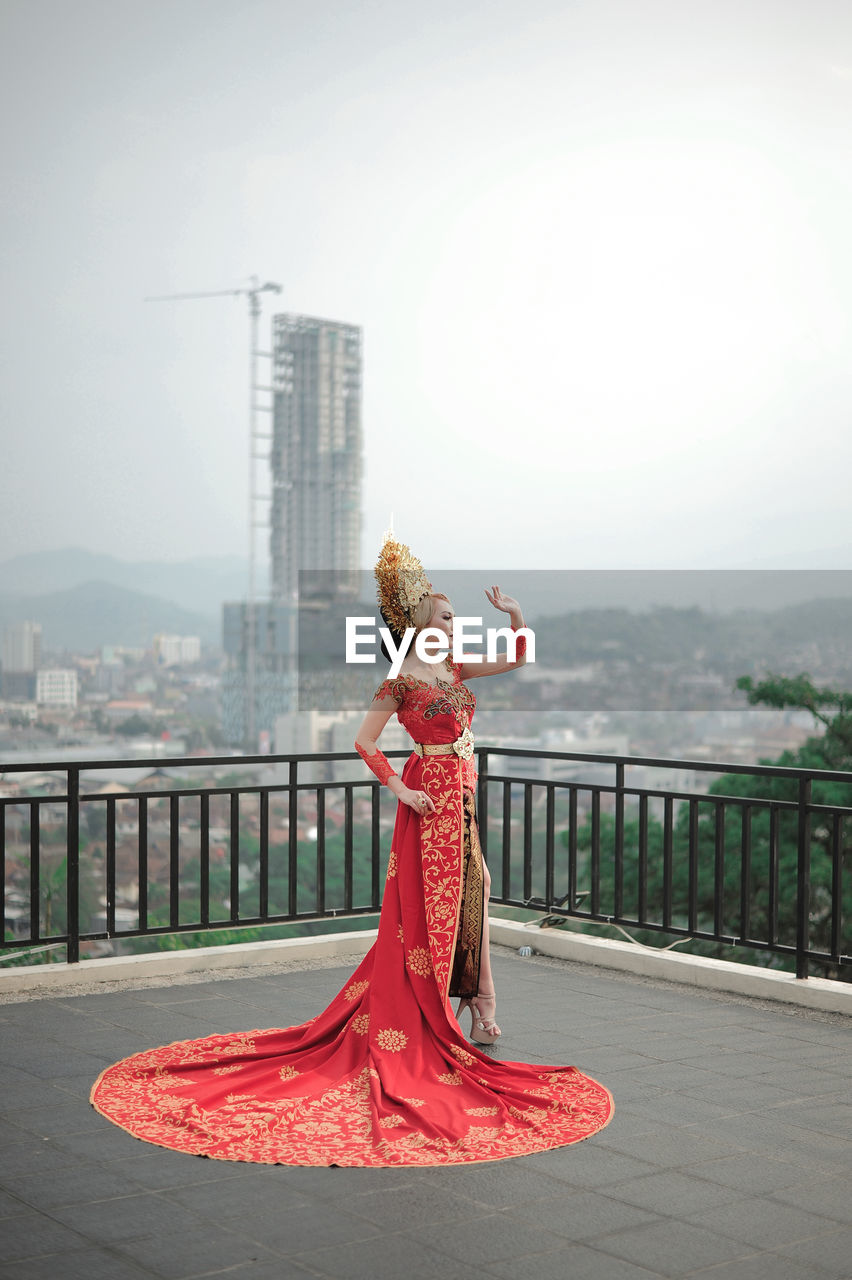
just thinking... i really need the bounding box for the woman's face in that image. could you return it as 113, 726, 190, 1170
429, 597, 454, 643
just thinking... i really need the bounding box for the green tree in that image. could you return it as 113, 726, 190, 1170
563, 673, 852, 979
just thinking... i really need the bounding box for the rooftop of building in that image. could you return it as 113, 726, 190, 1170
1, 943, 850, 1280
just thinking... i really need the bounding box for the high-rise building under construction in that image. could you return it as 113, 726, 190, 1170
221, 311, 363, 746
270, 313, 362, 601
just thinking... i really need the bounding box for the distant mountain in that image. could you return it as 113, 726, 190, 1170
0, 580, 219, 652
0, 548, 257, 616
2, 551, 851, 621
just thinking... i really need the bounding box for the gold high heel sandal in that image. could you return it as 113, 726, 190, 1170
456, 991, 502, 1044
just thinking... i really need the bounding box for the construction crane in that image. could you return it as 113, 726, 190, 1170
146, 277, 283, 750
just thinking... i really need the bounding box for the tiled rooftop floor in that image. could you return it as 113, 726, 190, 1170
0, 946, 851, 1280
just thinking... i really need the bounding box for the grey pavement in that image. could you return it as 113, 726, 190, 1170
0, 946, 851, 1280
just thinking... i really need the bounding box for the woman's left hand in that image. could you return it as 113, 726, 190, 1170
484, 585, 521, 616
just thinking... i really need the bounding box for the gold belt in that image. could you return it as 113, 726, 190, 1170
412, 726, 474, 762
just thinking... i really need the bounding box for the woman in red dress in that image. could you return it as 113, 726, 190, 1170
91, 537, 613, 1166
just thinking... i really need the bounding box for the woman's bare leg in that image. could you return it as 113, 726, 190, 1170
475, 861, 501, 1035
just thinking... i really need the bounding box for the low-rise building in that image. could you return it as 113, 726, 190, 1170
36, 669, 78, 709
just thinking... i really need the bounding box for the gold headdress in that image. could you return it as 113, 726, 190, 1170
375, 533, 432, 637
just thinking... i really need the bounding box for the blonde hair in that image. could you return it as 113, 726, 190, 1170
411, 592, 450, 632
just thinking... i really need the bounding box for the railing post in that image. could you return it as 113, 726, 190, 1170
614, 762, 625, 920
796, 776, 811, 980
66, 767, 80, 964
477, 749, 488, 864
288, 760, 299, 918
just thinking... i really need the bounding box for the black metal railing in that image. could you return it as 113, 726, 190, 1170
1, 747, 850, 980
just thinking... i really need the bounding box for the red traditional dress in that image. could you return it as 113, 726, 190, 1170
91, 664, 613, 1165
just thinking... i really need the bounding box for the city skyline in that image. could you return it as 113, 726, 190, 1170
3, 1, 852, 573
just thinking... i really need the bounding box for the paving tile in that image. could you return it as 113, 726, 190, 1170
773, 1225, 852, 1279
52, 1072, 116, 1101
291, 1231, 477, 1279
0, 1212, 90, 1263
132, 987, 230, 1006
624, 1094, 731, 1127
629, 1036, 734, 1063
340, 1182, 481, 1228
687, 1153, 813, 1194
7, 1049, 106, 1080
9, 1100, 112, 1138
230, 1202, 384, 1258
604, 1171, 744, 1217
525, 1144, 659, 1188
0, 1246, 152, 1280
593, 1107, 657, 1137
505, 1189, 659, 1240
112, 1148, 253, 1189
289, 1164, 430, 1201
112, 1223, 282, 1278
781, 1102, 852, 1138
685, 1196, 835, 1250
188, 1261, 316, 1280
697, 1052, 781, 1079
10, 1165, 151, 1211
0, 1117, 28, 1145
408, 1212, 568, 1265
592, 1218, 752, 1277
167, 1175, 311, 1221
483, 1242, 668, 1280
676, 1079, 802, 1109
595, 1121, 739, 1169
747, 1066, 848, 1096
54, 1124, 165, 1163
0, 1080, 84, 1113
48, 1189, 210, 1243
687, 1114, 852, 1175
0, 1188, 30, 1220
681, 1250, 831, 1279
770, 1176, 852, 1226
0, 1137, 85, 1181
407, 1161, 568, 1210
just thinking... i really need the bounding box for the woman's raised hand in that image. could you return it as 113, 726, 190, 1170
484, 585, 521, 616
401, 786, 436, 816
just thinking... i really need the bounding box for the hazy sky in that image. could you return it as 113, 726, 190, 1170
3, 0, 851, 575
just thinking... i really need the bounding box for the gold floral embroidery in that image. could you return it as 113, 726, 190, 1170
397, 925, 404, 943
92, 1040, 614, 1165
218, 1035, 256, 1057
212, 1065, 244, 1076
450, 1046, 475, 1066
419, 757, 465, 999
406, 946, 432, 979
387, 848, 398, 877
378, 1114, 405, 1128
376, 1028, 408, 1053
344, 980, 369, 1002
351, 1013, 370, 1036
279, 1065, 300, 1081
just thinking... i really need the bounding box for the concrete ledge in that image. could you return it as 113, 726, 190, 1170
490, 918, 852, 1015
0, 930, 378, 995
4, 920, 850, 1015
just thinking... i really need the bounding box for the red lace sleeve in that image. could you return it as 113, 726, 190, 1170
512, 627, 527, 661
373, 678, 406, 703
355, 741, 398, 786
